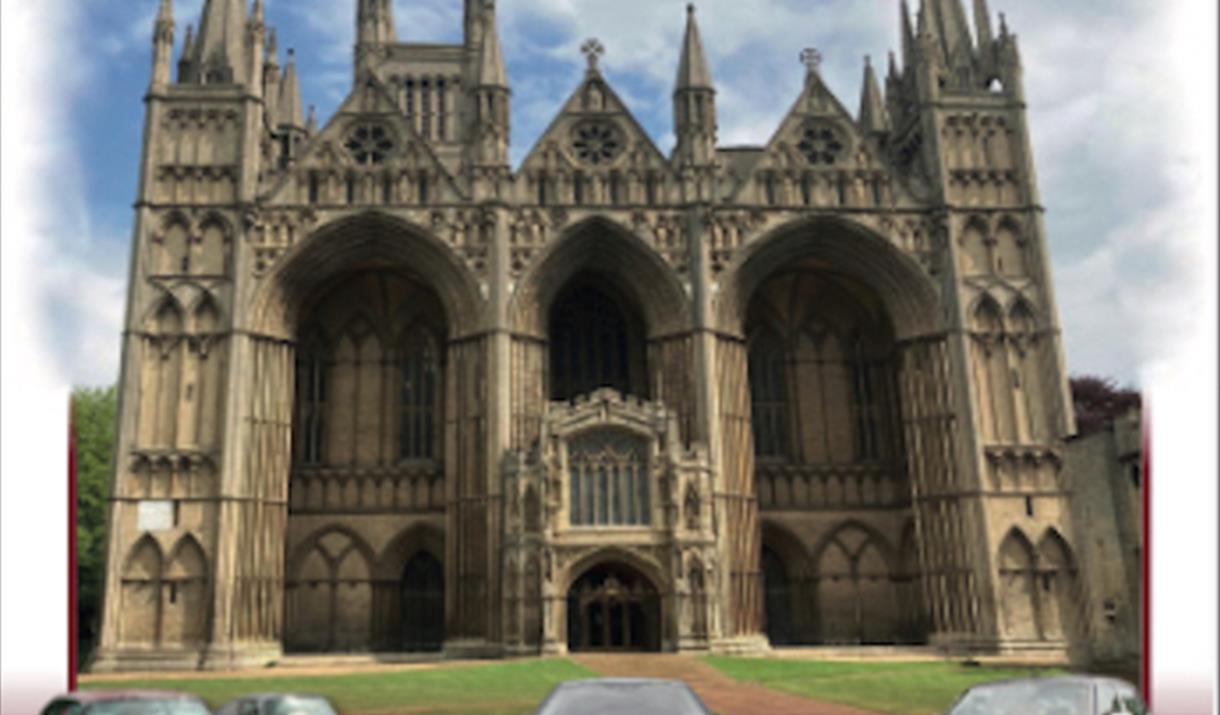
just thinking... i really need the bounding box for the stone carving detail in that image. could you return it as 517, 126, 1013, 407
709, 210, 767, 274
430, 208, 491, 276
633, 212, 688, 273
509, 208, 550, 276
246, 208, 318, 276
797, 121, 846, 165
344, 123, 396, 165
572, 120, 624, 166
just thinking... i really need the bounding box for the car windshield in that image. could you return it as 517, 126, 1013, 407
535, 681, 710, 715
949, 681, 1092, 715
87, 701, 211, 715
268, 697, 338, 715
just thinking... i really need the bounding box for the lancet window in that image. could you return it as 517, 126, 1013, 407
749, 330, 790, 460
549, 281, 646, 401
296, 333, 328, 465
568, 431, 650, 527
399, 332, 440, 460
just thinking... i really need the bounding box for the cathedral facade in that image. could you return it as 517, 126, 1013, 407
94, 0, 1102, 672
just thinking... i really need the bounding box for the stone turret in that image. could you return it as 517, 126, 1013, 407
190, 0, 248, 85
858, 56, 890, 136
151, 0, 175, 88
672, 4, 718, 200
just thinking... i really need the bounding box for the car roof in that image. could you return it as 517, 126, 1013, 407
56, 691, 204, 704
536, 678, 710, 715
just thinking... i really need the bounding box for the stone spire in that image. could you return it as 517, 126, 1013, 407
262, 28, 282, 126
277, 49, 305, 130
675, 3, 713, 91
858, 56, 889, 134
935, 0, 976, 64
192, 0, 248, 84
477, 1, 508, 88
899, 0, 916, 69
917, 0, 939, 48
974, 0, 994, 47
465, 0, 487, 47
247, 0, 267, 98
177, 23, 195, 82
151, 0, 175, 87
673, 3, 718, 191
470, 1, 511, 181
357, 0, 396, 73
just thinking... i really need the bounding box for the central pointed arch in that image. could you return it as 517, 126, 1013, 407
509, 216, 691, 338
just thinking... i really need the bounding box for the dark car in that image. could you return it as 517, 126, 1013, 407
214, 694, 339, 715
946, 676, 1148, 715
41, 691, 212, 715
532, 678, 713, 715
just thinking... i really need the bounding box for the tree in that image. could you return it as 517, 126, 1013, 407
1070, 375, 1141, 437
73, 385, 118, 669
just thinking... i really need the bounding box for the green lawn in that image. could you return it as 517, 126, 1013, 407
703, 657, 1065, 715
81, 659, 593, 715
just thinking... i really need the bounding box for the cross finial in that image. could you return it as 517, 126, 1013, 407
801, 47, 823, 74
581, 38, 605, 71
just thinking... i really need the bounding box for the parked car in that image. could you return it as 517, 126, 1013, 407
40, 691, 212, 715
946, 676, 1148, 715
532, 678, 713, 715
214, 694, 339, 715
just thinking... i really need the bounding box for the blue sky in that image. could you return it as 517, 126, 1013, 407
7, 0, 1215, 389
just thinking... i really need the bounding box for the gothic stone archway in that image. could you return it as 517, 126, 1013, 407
566, 562, 662, 652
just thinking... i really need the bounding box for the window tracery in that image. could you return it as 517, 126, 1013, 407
344, 124, 395, 165
399, 332, 440, 460
797, 122, 846, 166
572, 120, 624, 166
568, 430, 650, 527
749, 330, 790, 460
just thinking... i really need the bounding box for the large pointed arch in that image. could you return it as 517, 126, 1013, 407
716, 216, 940, 340
509, 216, 691, 338
249, 210, 484, 339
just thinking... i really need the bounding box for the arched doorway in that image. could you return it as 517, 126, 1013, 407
400, 551, 444, 652
566, 562, 661, 652
761, 546, 792, 645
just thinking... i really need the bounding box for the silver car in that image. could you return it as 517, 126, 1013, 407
214, 694, 338, 715
533, 679, 713, 715
41, 691, 212, 715
946, 676, 1148, 715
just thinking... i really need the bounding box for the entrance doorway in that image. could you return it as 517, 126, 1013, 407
761, 546, 793, 645
566, 563, 660, 652
400, 551, 444, 652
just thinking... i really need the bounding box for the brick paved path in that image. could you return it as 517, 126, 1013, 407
573, 654, 885, 715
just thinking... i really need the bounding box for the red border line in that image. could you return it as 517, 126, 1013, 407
1140, 403, 1151, 706
69, 396, 78, 691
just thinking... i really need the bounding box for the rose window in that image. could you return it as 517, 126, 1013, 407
344, 124, 395, 165
572, 121, 624, 166
797, 123, 846, 166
